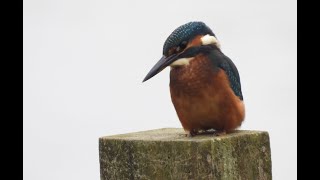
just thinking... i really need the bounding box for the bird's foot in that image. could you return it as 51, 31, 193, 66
213, 130, 226, 136
185, 129, 198, 137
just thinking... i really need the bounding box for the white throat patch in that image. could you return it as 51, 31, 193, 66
201, 34, 221, 48
170, 57, 194, 67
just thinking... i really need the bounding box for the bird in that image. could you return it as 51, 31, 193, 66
143, 21, 245, 136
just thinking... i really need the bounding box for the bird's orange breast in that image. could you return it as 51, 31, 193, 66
170, 54, 245, 133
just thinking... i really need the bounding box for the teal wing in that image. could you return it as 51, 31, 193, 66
209, 48, 243, 100
219, 54, 243, 100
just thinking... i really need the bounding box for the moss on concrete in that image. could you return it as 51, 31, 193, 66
99, 128, 272, 180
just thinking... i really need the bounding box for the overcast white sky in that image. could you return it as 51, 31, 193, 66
24, 0, 297, 179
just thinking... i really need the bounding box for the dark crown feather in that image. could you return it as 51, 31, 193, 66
163, 22, 215, 56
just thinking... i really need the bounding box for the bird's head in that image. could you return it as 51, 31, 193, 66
143, 21, 220, 82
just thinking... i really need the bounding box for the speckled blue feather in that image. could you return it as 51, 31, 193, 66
219, 56, 243, 100
208, 48, 243, 100
163, 22, 215, 56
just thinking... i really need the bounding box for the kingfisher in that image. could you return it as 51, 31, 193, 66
143, 22, 245, 136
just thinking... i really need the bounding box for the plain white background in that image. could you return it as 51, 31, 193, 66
24, 0, 297, 179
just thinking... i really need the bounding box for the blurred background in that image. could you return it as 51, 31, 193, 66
24, 0, 297, 179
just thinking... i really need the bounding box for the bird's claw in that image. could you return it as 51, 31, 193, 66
213, 130, 226, 136
185, 129, 198, 137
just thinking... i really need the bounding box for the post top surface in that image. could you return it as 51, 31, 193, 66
100, 128, 268, 142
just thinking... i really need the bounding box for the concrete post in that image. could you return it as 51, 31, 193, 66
99, 128, 272, 180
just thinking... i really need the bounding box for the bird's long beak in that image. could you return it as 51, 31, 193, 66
142, 54, 179, 82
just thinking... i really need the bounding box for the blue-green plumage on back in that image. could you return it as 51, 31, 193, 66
218, 54, 243, 100
208, 47, 243, 100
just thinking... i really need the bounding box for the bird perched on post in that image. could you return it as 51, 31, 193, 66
143, 22, 245, 136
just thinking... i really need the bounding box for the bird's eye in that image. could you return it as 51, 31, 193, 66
180, 41, 187, 50
176, 41, 187, 53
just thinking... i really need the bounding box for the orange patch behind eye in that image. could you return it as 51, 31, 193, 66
167, 35, 204, 56
187, 35, 203, 48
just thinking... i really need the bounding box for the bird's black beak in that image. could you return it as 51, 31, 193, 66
142, 54, 179, 82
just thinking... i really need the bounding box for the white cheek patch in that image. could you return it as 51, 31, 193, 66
170, 57, 194, 67
201, 34, 221, 48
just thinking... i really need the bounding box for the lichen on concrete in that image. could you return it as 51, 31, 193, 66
99, 128, 272, 180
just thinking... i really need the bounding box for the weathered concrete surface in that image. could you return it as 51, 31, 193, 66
99, 128, 272, 180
